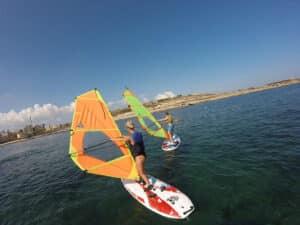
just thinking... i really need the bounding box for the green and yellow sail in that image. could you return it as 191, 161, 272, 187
123, 88, 168, 139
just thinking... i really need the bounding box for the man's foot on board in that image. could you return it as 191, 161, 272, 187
144, 184, 153, 192
160, 185, 166, 192
144, 185, 156, 198
137, 178, 146, 185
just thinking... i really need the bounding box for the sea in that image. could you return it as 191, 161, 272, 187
1, 84, 299, 225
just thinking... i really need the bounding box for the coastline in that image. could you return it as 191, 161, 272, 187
1, 78, 299, 147
114, 78, 300, 121
0, 129, 69, 147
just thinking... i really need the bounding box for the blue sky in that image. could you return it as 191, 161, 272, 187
1, 0, 300, 129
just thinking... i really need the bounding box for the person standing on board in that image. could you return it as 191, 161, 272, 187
123, 120, 153, 192
158, 112, 175, 144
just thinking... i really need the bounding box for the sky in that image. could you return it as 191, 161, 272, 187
0, 0, 300, 130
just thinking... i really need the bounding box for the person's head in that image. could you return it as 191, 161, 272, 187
125, 120, 135, 131
165, 112, 169, 115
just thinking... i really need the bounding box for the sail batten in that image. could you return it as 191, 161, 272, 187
69, 89, 138, 180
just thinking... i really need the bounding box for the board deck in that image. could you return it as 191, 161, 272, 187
121, 175, 194, 219
161, 134, 181, 151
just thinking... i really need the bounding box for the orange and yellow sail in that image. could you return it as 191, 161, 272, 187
69, 89, 138, 180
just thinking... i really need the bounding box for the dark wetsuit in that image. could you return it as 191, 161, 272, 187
130, 131, 146, 157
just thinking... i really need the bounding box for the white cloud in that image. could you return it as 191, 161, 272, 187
107, 94, 150, 110
139, 94, 150, 103
0, 103, 74, 131
0, 91, 177, 131
155, 91, 176, 101
107, 99, 127, 110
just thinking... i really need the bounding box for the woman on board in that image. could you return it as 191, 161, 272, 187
123, 120, 153, 192
158, 112, 175, 144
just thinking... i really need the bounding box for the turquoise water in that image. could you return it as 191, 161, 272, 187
1, 84, 300, 225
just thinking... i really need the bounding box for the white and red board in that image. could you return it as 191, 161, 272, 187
161, 134, 181, 151
121, 175, 194, 219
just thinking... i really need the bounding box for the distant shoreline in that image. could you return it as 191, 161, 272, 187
1, 78, 299, 147
114, 78, 300, 120
0, 129, 69, 147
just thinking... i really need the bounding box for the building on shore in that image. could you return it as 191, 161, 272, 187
0, 131, 9, 143
24, 125, 34, 137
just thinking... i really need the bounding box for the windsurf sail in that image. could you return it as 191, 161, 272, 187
123, 88, 168, 139
69, 89, 138, 180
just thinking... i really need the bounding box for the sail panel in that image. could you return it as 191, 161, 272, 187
69, 89, 138, 180
123, 89, 168, 139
